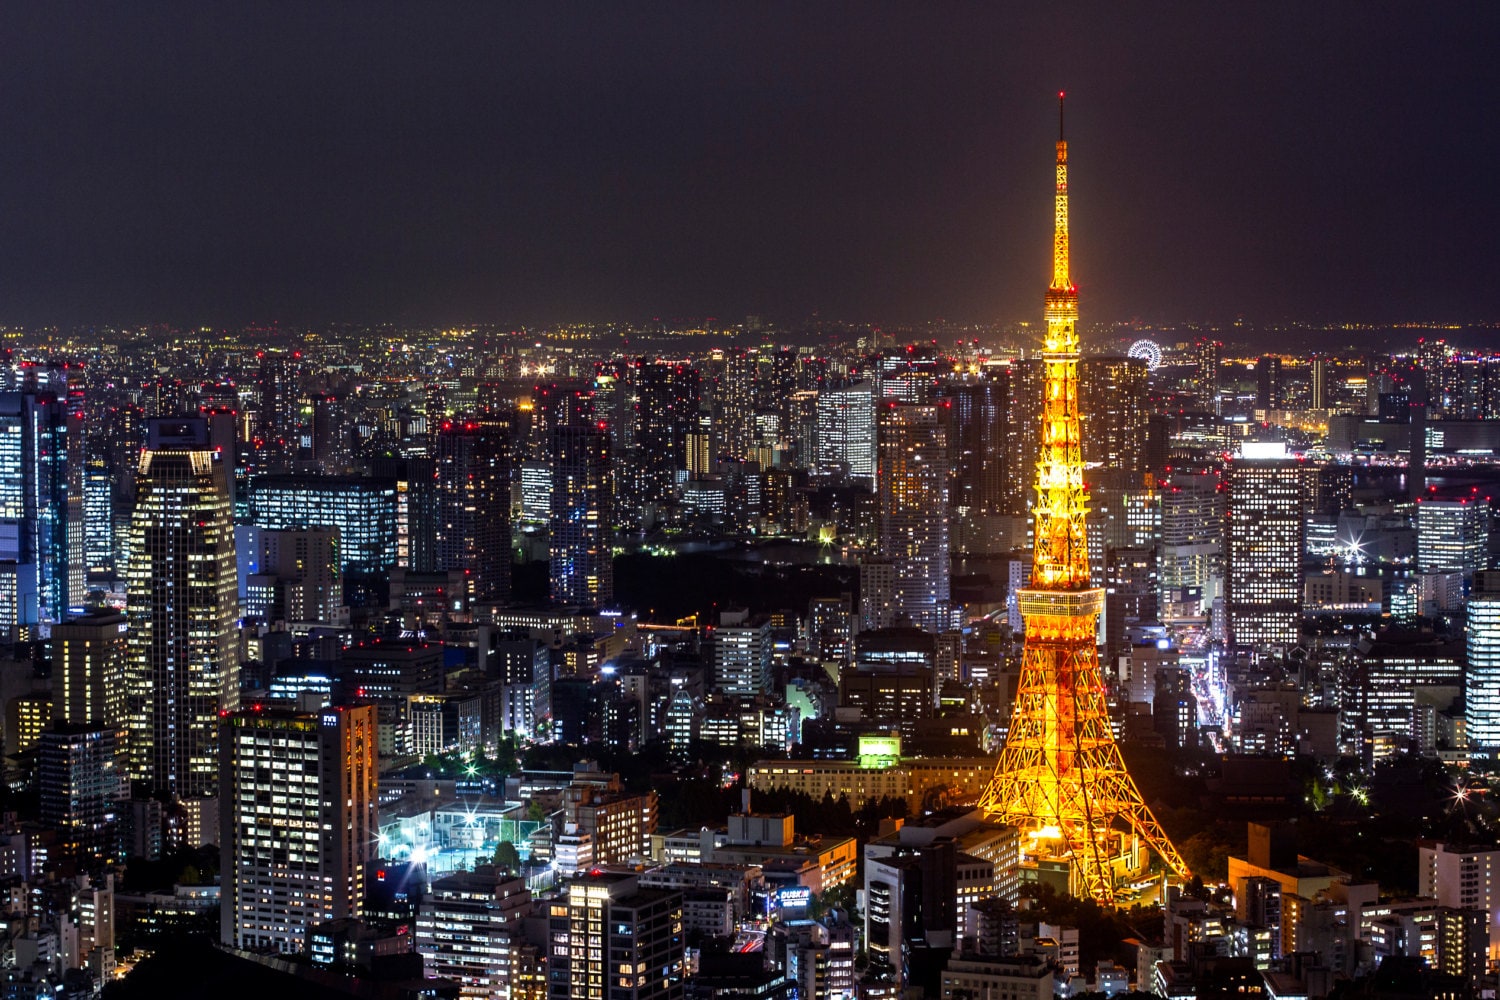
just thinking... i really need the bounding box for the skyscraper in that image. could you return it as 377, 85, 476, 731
876, 402, 951, 632
1224, 443, 1305, 651
435, 416, 513, 602
255, 350, 300, 465
40, 722, 128, 868
633, 360, 700, 511
816, 382, 877, 488
1079, 357, 1149, 474
52, 610, 128, 727
1465, 572, 1500, 753
219, 705, 377, 953
0, 389, 78, 637
241, 527, 342, 624
936, 377, 1006, 516
1310, 355, 1329, 410
246, 474, 400, 578
710, 610, 773, 698
1000, 358, 1044, 515
297, 392, 352, 474
1416, 498, 1491, 579
126, 418, 238, 797
550, 421, 613, 607
83, 451, 115, 576
1195, 338, 1221, 411
1159, 467, 1225, 621
1255, 355, 1283, 411
713, 348, 757, 461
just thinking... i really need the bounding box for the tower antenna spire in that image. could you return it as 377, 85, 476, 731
1059, 90, 1065, 141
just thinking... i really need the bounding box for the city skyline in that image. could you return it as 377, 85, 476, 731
5, 10, 1500, 999
2, 5, 1498, 331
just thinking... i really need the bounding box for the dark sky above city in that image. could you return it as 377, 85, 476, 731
2, 4, 1497, 334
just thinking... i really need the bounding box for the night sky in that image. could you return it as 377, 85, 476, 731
2, 4, 1497, 333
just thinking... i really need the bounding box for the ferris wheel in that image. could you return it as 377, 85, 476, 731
1127, 338, 1164, 371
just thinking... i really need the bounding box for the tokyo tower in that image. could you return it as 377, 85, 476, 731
978, 95, 1189, 903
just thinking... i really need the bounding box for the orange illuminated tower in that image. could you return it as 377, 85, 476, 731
978, 95, 1188, 903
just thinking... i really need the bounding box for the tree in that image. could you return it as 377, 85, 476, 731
493, 840, 521, 872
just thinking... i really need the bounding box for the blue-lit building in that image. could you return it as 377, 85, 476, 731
0, 389, 80, 637
245, 474, 400, 581
83, 454, 114, 576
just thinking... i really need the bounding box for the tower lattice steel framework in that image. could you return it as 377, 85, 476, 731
977, 95, 1189, 903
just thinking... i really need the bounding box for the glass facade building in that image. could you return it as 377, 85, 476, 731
246, 475, 399, 574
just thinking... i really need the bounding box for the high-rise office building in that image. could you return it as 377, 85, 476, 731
547, 871, 684, 1000
876, 345, 940, 403
83, 451, 115, 576
416, 868, 539, 1000
864, 839, 961, 988
936, 377, 1006, 516
1416, 498, 1490, 579
713, 349, 757, 461
816, 382, 877, 488
1255, 355, 1283, 411
1159, 467, 1225, 621
710, 611, 773, 698
1310, 356, 1330, 410
241, 527, 342, 624
1417, 338, 1455, 416
528, 381, 593, 460
255, 350, 300, 464
0, 389, 79, 637
297, 392, 352, 474
1466, 572, 1500, 753
367, 457, 438, 572
1224, 444, 1305, 651
1000, 359, 1044, 515
549, 422, 613, 607
841, 628, 937, 739
519, 460, 552, 524
1153, 668, 1197, 750
52, 610, 128, 727
806, 595, 855, 665
39, 722, 128, 868
767, 913, 857, 1000
876, 403, 950, 632
126, 418, 238, 796
859, 557, 897, 632
434, 416, 512, 602
1195, 338, 1221, 411
245, 475, 400, 577
633, 360, 700, 510
592, 361, 635, 458
1419, 841, 1500, 961
220, 705, 377, 953
1079, 356, 1149, 474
